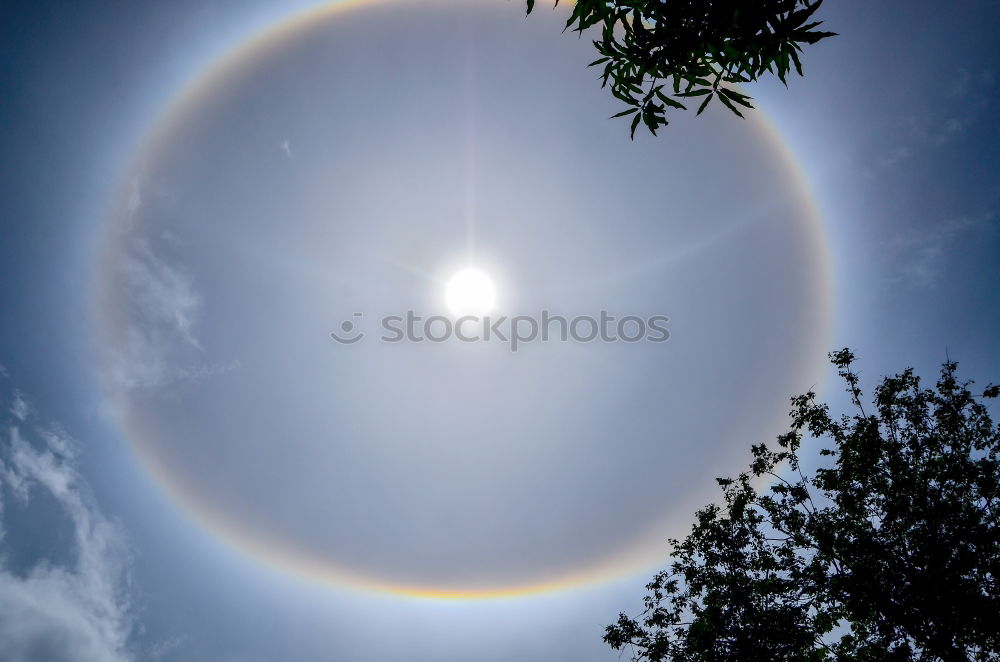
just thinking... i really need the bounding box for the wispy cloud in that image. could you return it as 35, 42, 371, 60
0, 391, 135, 662
950, 67, 974, 99
878, 145, 911, 168
933, 116, 968, 145
9, 391, 29, 421
950, 67, 995, 100
873, 67, 996, 171
891, 211, 997, 288
107, 235, 240, 392
109, 240, 207, 391
122, 240, 202, 350
928, 68, 995, 145
146, 634, 187, 660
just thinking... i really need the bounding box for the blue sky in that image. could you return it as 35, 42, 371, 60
1, 1, 999, 660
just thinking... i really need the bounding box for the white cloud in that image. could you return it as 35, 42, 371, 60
145, 634, 187, 660
109, 241, 204, 391
108, 240, 240, 392
122, 240, 202, 350
10, 391, 29, 421
0, 393, 136, 662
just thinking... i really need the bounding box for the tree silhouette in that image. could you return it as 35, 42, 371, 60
606, 349, 1000, 661
526, 0, 835, 137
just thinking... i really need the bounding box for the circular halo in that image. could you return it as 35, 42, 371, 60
94, 0, 834, 599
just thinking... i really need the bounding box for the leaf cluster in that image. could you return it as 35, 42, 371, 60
606, 350, 1000, 660
526, 0, 836, 137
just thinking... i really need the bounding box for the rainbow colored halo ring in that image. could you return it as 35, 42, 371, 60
94, 0, 834, 600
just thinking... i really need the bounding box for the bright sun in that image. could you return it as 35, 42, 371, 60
445, 268, 496, 317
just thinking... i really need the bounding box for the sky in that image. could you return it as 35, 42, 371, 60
1, 0, 999, 660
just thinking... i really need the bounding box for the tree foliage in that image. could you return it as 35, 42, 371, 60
526, 0, 836, 137
606, 350, 1000, 661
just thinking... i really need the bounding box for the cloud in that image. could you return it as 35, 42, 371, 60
935, 68, 995, 144
950, 68, 973, 98
934, 116, 968, 145
0, 391, 135, 662
948, 68, 995, 100
874, 67, 997, 166
109, 240, 204, 391
878, 145, 911, 168
146, 634, 187, 660
891, 211, 997, 288
122, 240, 202, 350
107, 239, 240, 393
9, 391, 29, 421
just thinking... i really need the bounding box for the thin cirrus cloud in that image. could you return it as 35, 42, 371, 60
869, 67, 995, 173
107, 182, 241, 393
109, 235, 241, 392
891, 211, 997, 288
121, 239, 202, 351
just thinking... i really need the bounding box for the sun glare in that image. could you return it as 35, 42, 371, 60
445, 268, 496, 317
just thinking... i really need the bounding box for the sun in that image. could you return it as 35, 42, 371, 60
445, 268, 496, 317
